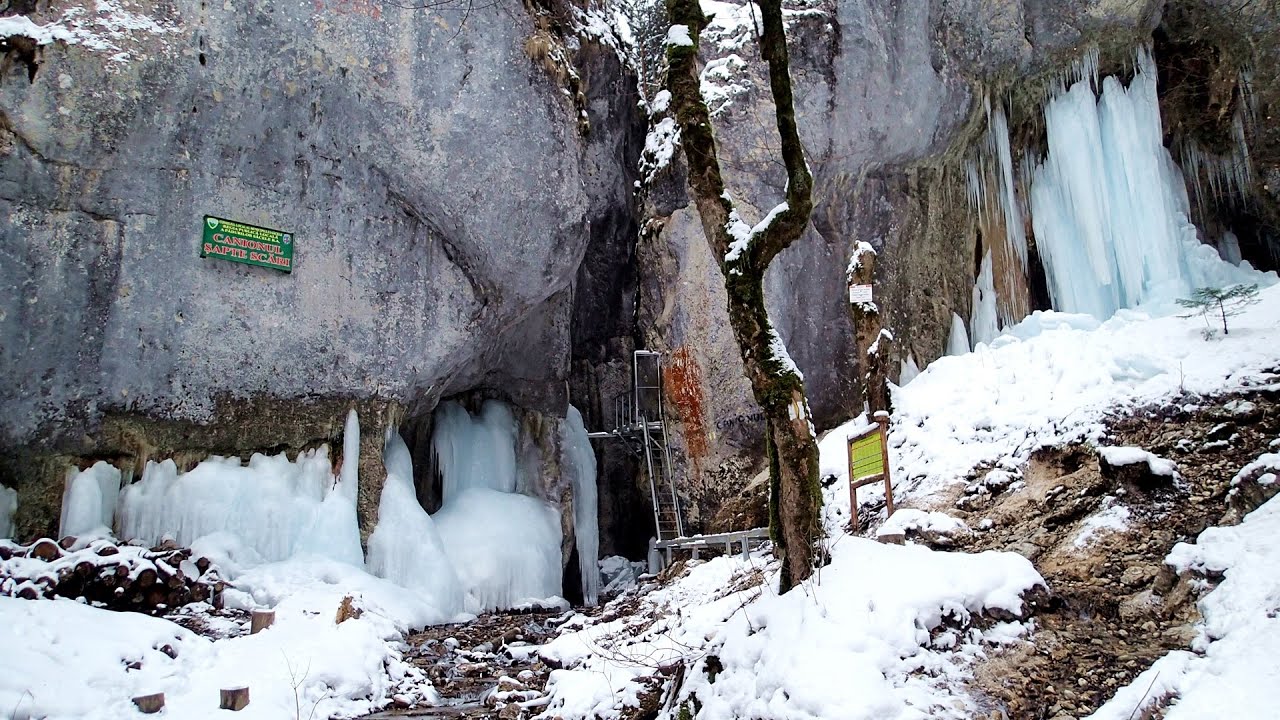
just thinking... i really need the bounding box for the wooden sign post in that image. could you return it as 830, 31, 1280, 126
847, 412, 895, 530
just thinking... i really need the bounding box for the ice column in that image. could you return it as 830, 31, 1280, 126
296, 410, 365, 566
563, 406, 600, 606
367, 427, 465, 616
1219, 231, 1243, 266
433, 489, 562, 613
60, 461, 121, 538
0, 485, 16, 539
946, 313, 971, 356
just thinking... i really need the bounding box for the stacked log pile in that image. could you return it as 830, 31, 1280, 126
0, 537, 225, 614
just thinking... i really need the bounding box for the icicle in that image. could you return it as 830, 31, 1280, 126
970, 250, 1000, 347
988, 106, 1028, 271
1073, 46, 1100, 91
432, 400, 519, 502
1239, 67, 1257, 123
898, 354, 921, 386
963, 99, 1032, 330
562, 406, 600, 606
946, 313, 971, 356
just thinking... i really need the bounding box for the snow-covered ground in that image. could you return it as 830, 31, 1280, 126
0, 558, 439, 719
872, 285, 1280, 509
539, 541, 1041, 720
537, 285, 1280, 719
3, 286, 1278, 719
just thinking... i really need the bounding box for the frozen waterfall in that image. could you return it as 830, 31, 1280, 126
117, 443, 364, 566
1028, 47, 1269, 319
432, 400, 519, 501
60, 461, 121, 538
427, 399, 566, 613
51, 400, 598, 617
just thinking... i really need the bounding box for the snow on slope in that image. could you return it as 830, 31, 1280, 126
881, 285, 1280, 506
0, 0, 181, 66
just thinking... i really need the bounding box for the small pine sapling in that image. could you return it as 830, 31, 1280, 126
1176, 284, 1260, 337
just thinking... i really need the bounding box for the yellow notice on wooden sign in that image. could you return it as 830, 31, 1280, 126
849, 429, 885, 481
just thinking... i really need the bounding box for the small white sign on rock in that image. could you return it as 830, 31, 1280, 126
849, 284, 873, 303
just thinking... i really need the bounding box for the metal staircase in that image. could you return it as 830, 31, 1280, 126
587, 350, 684, 541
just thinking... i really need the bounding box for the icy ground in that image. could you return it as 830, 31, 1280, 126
3, 287, 1279, 718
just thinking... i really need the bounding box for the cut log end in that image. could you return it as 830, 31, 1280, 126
132, 692, 165, 714
250, 609, 275, 634
220, 686, 250, 711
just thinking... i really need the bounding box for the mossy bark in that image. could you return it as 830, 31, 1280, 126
665, 0, 822, 592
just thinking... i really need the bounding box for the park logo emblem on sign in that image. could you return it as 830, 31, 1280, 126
200, 215, 294, 273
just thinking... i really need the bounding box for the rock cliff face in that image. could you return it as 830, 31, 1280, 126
637, 0, 1161, 527
0, 0, 644, 536
2, 0, 1276, 552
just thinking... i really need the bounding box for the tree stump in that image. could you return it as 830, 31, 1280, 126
132, 693, 165, 714
250, 609, 275, 634
220, 687, 250, 711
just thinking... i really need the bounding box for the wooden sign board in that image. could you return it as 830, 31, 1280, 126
847, 419, 895, 529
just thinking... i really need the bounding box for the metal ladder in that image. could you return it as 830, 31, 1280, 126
641, 410, 683, 541
587, 351, 686, 542
633, 350, 684, 542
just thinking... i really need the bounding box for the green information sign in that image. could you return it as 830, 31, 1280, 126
848, 429, 885, 481
200, 215, 294, 273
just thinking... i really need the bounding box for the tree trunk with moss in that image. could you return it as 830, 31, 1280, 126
665, 0, 822, 591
